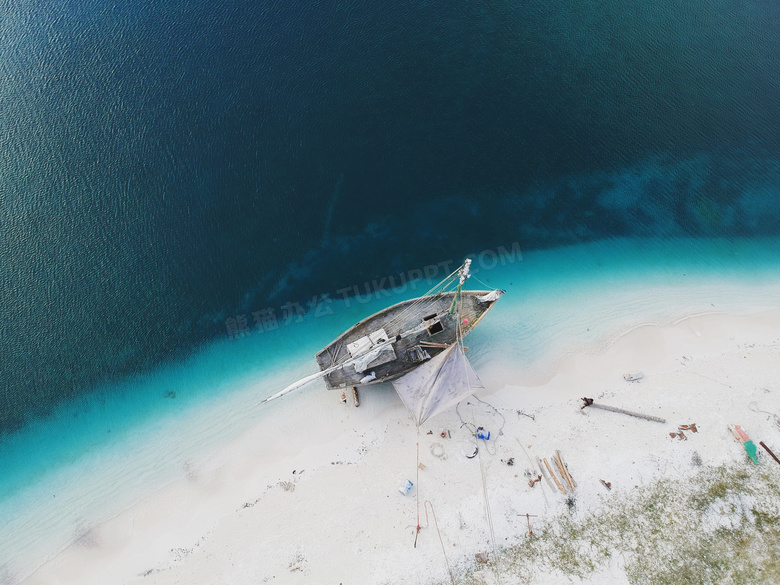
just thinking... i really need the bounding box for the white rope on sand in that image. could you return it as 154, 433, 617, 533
414, 436, 455, 585
476, 418, 502, 585
750, 401, 780, 430
517, 438, 550, 508
454, 300, 502, 583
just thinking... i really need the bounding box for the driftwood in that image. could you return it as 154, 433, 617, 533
553, 456, 572, 492
544, 458, 567, 494
555, 450, 577, 490
352, 386, 359, 407
760, 442, 780, 466
581, 397, 666, 423
537, 457, 556, 492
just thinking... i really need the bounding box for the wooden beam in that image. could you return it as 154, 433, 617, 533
544, 458, 566, 494
554, 451, 576, 491
537, 457, 556, 492
760, 441, 780, 466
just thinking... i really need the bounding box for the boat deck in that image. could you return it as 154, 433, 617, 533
315, 291, 496, 390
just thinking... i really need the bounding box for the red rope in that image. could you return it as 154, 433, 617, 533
415, 442, 421, 543
413, 442, 455, 585
418, 501, 455, 585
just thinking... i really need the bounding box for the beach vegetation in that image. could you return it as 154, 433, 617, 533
447, 461, 780, 585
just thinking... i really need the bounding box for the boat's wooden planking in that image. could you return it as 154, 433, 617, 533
314, 291, 498, 390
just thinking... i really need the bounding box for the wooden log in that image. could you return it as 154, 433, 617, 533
352, 386, 359, 407
553, 453, 575, 492
553, 451, 574, 491
581, 398, 666, 423
591, 403, 666, 423
760, 441, 780, 466
559, 451, 576, 488
544, 458, 567, 494
555, 450, 577, 490
418, 341, 451, 348
537, 457, 556, 492
553, 456, 570, 492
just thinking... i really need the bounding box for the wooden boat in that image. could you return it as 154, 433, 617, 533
264, 260, 504, 424
314, 288, 500, 390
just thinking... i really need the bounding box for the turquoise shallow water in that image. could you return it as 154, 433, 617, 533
2, 236, 779, 575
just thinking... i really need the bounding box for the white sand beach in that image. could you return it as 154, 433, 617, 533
24, 305, 780, 585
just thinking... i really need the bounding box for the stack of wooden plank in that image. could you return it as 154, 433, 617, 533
538, 450, 577, 494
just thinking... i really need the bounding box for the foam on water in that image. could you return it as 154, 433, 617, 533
2, 236, 780, 576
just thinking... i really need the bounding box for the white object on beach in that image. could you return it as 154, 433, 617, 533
623, 371, 644, 381
398, 480, 413, 495
359, 371, 377, 384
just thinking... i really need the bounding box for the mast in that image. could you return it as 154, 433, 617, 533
448, 259, 472, 316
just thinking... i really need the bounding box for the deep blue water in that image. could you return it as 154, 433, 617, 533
1, 2, 779, 442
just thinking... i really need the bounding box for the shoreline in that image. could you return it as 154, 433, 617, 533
23, 307, 780, 584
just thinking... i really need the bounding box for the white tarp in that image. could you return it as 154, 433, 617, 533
392, 344, 484, 426
477, 289, 505, 302
353, 343, 396, 373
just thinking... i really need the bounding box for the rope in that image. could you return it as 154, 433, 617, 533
750, 401, 774, 416
475, 408, 502, 585
456, 319, 502, 582
416, 500, 456, 585
455, 396, 506, 456
470, 273, 494, 290
322, 266, 462, 368
382, 268, 461, 332
750, 401, 780, 430
473, 404, 497, 546
517, 438, 549, 508
329, 339, 344, 366
414, 437, 455, 585
415, 440, 421, 544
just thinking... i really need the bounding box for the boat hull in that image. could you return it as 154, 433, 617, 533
315, 290, 499, 390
